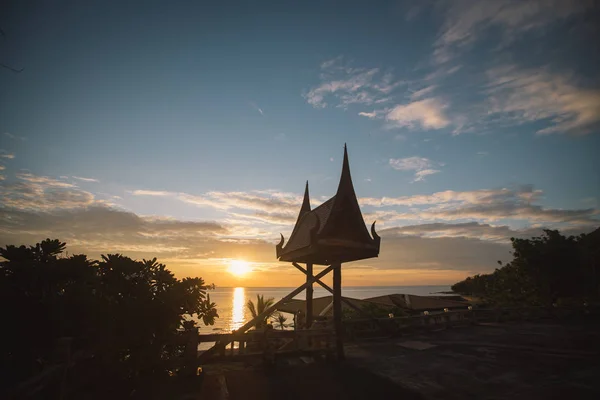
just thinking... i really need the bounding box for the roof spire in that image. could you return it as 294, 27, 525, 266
296, 180, 311, 223
336, 143, 355, 196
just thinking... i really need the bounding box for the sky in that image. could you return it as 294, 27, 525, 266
1, 0, 599, 287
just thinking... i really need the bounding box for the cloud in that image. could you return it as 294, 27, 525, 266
72, 176, 100, 183
1, 175, 597, 284
132, 189, 305, 228
131, 189, 172, 196
434, 0, 594, 64
411, 85, 438, 100
358, 111, 378, 118
250, 102, 264, 115
0, 173, 97, 211
0, 206, 230, 254
0, 201, 512, 283
486, 66, 600, 135
360, 185, 599, 227
229, 211, 296, 226
305, 68, 380, 108
304, 57, 402, 108
413, 169, 441, 182
367, 234, 512, 274
424, 65, 462, 81
389, 157, 434, 171
3, 132, 26, 141
385, 98, 450, 130
0, 150, 15, 159
389, 157, 442, 182
379, 221, 567, 242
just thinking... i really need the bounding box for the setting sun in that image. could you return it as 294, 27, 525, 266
227, 260, 252, 277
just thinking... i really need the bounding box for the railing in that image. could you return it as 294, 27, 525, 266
13, 304, 597, 395
178, 327, 335, 370
343, 305, 600, 340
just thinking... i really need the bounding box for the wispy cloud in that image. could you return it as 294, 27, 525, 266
382, 222, 529, 242
250, 102, 264, 115
410, 85, 437, 100
360, 185, 599, 227
304, 57, 402, 108
389, 156, 442, 182
132, 189, 306, 226
0, 172, 98, 211
358, 111, 378, 118
0, 150, 15, 159
131, 189, 172, 196
72, 176, 100, 183
384, 98, 450, 130
433, 0, 593, 64
3, 132, 26, 141
485, 66, 600, 135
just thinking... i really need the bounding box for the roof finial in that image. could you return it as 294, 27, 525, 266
296, 180, 311, 223
336, 143, 354, 196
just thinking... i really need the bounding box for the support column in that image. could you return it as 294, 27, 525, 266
333, 263, 344, 360
306, 263, 313, 329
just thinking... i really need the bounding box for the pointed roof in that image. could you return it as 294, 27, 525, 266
296, 181, 311, 224
276, 145, 380, 265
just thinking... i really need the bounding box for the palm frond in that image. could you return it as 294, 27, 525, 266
246, 299, 258, 318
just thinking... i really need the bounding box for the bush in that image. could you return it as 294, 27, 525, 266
0, 239, 218, 387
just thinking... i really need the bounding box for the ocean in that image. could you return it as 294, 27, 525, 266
191, 285, 452, 345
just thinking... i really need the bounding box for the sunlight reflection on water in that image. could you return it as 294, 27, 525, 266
230, 287, 246, 331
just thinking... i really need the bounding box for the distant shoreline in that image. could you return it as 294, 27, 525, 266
212, 285, 455, 289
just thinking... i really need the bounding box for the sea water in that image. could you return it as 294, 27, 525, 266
191, 285, 451, 344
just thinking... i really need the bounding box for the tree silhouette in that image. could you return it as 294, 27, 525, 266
452, 228, 600, 306
272, 313, 288, 330
246, 294, 275, 329
0, 239, 218, 389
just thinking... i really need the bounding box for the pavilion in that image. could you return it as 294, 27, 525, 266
275, 144, 381, 358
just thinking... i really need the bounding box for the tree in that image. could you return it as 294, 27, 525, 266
452, 228, 600, 306
272, 313, 288, 330
0, 239, 218, 388
246, 294, 275, 329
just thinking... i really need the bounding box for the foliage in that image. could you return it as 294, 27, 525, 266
451, 228, 600, 306
272, 313, 289, 330
0, 239, 218, 387
246, 294, 275, 329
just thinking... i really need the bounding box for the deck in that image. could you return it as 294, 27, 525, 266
195, 319, 600, 399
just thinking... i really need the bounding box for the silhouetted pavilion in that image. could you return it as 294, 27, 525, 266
211, 145, 381, 361
275, 144, 380, 358
276, 145, 380, 265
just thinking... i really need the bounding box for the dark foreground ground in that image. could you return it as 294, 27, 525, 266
196, 319, 600, 400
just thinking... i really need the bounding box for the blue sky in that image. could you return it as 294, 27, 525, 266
1, 0, 599, 286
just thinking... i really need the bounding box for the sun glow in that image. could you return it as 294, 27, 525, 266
228, 259, 252, 277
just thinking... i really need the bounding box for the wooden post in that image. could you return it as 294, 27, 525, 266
333, 263, 344, 360
184, 327, 199, 375
306, 263, 313, 329
199, 265, 335, 363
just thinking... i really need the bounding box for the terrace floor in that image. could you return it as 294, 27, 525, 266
193, 319, 600, 399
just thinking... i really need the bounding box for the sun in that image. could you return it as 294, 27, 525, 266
228, 260, 251, 277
